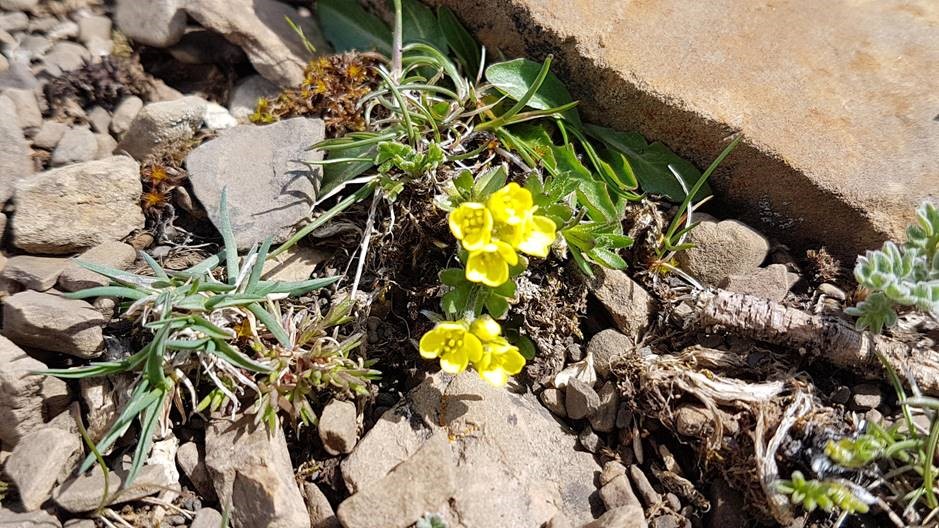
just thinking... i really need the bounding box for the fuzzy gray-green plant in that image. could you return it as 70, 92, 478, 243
847, 202, 939, 333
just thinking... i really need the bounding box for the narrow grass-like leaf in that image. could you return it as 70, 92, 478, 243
180, 251, 222, 276
165, 338, 210, 350
140, 252, 169, 280
248, 303, 291, 348
218, 188, 240, 283
247, 238, 272, 291
63, 287, 149, 301
256, 275, 341, 296
126, 392, 163, 486
79, 383, 159, 473
212, 339, 272, 373
203, 295, 269, 310
40, 350, 147, 378
74, 261, 155, 288
190, 316, 236, 340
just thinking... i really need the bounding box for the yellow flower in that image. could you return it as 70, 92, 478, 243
469, 316, 525, 386
516, 215, 557, 258
448, 202, 493, 251
419, 322, 482, 374
487, 182, 533, 226
466, 241, 518, 287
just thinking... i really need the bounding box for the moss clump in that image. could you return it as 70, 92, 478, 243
250, 53, 381, 136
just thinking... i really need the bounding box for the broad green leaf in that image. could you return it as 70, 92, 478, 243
473, 165, 507, 198
585, 124, 707, 202
510, 123, 557, 170
598, 147, 638, 191
439, 268, 466, 287
575, 178, 618, 222
437, 6, 480, 76
485, 294, 508, 318
485, 58, 581, 126
588, 247, 628, 270
317, 0, 391, 54
401, 0, 447, 51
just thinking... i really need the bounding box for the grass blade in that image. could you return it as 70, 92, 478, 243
248, 303, 291, 348
218, 188, 240, 283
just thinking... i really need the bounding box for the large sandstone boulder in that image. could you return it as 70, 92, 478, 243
339, 372, 602, 527
431, 0, 939, 259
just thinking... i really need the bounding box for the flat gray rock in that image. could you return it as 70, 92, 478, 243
116, 96, 205, 161
341, 372, 601, 527
187, 118, 324, 249
0, 94, 32, 203
12, 156, 144, 254
2, 290, 106, 357
0, 334, 68, 447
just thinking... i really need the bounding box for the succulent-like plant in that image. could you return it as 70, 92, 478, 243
848, 202, 939, 333
776, 471, 871, 515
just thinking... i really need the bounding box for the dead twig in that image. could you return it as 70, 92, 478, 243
688, 289, 939, 396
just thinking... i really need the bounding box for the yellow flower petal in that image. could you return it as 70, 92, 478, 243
487, 182, 534, 226
495, 241, 519, 266
516, 215, 557, 258
448, 203, 492, 251
466, 244, 511, 287
418, 322, 481, 374
480, 367, 510, 386
470, 316, 502, 343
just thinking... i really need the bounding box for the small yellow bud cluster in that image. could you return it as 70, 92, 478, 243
447, 183, 557, 287
419, 316, 526, 386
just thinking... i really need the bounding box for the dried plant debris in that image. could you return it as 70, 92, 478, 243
44, 55, 153, 120
805, 247, 842, 284
251, 53, 382, 136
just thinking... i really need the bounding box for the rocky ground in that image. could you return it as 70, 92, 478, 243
0, 1, 935, 528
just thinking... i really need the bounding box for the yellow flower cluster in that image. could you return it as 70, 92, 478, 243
448, 183, 557, 287
419, 316, 526, 385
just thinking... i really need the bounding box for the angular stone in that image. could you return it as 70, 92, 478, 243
6, 427, 82, 510
0, 255, 69, 291
538, 387, 567, 417
676, 219, 769, 286
851, 383, 883, 411
435, 0, 939, 260
53, 464, 178, 513
2, 291, 106, 357
42, 41, 90, 75
0, 0, 37, 10
2, 88, 42, 130
718, 263, 793, 301
94, 133, 117, 160
110, 96, 143, 136
0, 335, 68, 447
229, 74, 278, 120
32, 120, 68, 150
0, 94, 32, 203
185, 0, 329, 87
337, 433, 455, 528
261, 245, 327, 282
203, 102, 237, 130
51, 127, 98, 167
587, 328, 633, 379
0, 509, 62, 528
318, 399, 358, 456
674, 404, 712, 439
58, 241, 138, 292
115, 0, 186, 48
190, 508, 223, 528
303, 482, 340, 528
565, 378, 599, 420
117, 97, 205, 161
176, 441, 217, 501
204, 414, 308, 528
12, 156, 144, 254
341, 372, 600, 526
588, 268, 654, 339
186, 118, 323, 249
78, 376, 122, 447
589, 381, 620, 433
0, 12, 27, 32
599, 460, 628, 487
86, 106, 111, 134
630, 465, 662, 507
600, 474, 642, 511
77, 15, 112, 44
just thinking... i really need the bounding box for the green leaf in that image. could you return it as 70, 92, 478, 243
126, 392, 163, 486
441, 282, 471, 316
491, 279, 516, 298
473, 165, 507, 198
317, 0, 391, 54
598, 147, 638, 191
575, 177, 618, 222
218, 188, 239, 283
248, 303, 291, 348
439, 268, 466, 287
436, 6, 480, 76
586, 124, 707, 202
509, 122, 557, 170
453, 170, 474, 197
401, 0, 447, 51
485, 58, 581, 127
485, 294, 508, 318
64, 286, 149, 301
588, 247, 628, 270
211, 339, 272, 373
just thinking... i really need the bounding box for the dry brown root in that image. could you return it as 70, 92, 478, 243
688, 289, 939, 396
